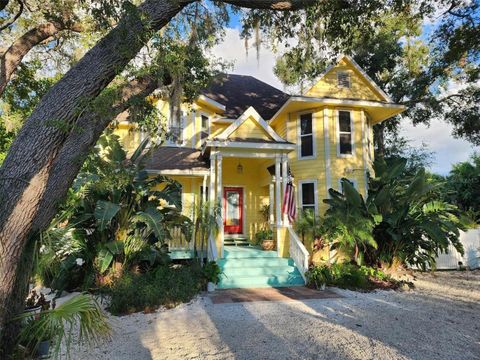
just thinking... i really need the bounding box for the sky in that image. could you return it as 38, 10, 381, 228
210, 27, 479, 175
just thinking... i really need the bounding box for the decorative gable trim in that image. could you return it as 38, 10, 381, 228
302, 55, 392, 103
217, 106, 286, 142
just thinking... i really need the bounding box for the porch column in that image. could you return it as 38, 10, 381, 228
216, 154, 224, 258
281, 154, 288, 225
208, 153, 217, 260
275, 156, 282, 227
275, 156, 282, 256
269, 179, 275, 228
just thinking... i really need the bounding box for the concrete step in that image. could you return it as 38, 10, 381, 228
217, 274, 305, 289
218, 257, 294, 269
221, 266, 300, 277
224, 248, 277, 259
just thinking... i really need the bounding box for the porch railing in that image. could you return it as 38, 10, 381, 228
287, 226, 309, 283
167, 226, 192, 250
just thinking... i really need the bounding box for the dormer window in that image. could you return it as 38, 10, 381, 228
337, 71, 351, 88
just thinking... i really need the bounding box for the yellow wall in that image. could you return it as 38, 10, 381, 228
305, 58, 385, 101
272, 106, 368, 219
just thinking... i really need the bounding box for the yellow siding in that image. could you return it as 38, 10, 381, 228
115, 123, 142, 154
305, 59, 384, 101
228, 117, 271, 140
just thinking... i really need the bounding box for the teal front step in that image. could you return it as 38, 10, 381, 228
217, 247, 305, 289
224, 238, 250, 247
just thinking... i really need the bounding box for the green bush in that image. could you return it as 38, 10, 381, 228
106, 263, 206, 315
203, 261, 222, 284
306, 263, 394, 291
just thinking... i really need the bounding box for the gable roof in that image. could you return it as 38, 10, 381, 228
216, 106, 286, 143
303, 55, 392, 102
202, 74, 290, 120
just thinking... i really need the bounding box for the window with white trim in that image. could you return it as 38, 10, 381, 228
300, 181, 317, 214
299, 113, 314, 158
337, 71, 351, 88
167, 111, 184, 145
338, 110, 353, 156
200, 114, 209, 143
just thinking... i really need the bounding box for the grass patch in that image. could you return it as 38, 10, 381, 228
106, 262, 206, 315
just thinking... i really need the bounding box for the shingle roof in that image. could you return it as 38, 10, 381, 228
144, 147, 208, 172
202, 74, 290, 120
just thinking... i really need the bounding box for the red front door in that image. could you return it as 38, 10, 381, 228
224, 187, 243, 234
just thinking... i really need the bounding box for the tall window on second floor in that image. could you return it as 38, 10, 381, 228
200, 114, 209, 144
299, 113, 315, 159
338, 110, 353, 156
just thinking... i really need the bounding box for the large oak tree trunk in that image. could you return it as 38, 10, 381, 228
0, 0, 315, 355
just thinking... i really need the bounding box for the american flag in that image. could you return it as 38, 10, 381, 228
282, 178, 296, 223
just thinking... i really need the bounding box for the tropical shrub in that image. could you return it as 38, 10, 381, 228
18, 294, 110, 358
106, 263, 205, 315
36, 133, 193, 292
203, 261, 222, 284
294, 210, 324, 246
322, 158, 468, 270
306, 263, 396, 290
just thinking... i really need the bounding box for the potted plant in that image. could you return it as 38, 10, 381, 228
23, 290, 50, 322
204, 261, 222, 292
261, 230, 275, 251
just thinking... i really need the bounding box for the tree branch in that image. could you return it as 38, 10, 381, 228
221, 0, 317, 10
0, 0, 9, 11
0, 21, 83, 96
0, 0, 24, 33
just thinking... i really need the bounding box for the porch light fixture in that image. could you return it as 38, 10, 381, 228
236, 162, 243, 174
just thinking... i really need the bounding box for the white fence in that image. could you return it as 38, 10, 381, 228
435, 228, 480, 270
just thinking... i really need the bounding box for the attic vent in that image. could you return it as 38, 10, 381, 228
337, 71, 351, 88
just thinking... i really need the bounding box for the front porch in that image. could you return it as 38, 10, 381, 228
207, 146, 293, 259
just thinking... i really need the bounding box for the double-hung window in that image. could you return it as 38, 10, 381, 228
299, 181, 317, 215
299, 113, 314, 159
338, 110, 353, 156
200, 114, 209, 144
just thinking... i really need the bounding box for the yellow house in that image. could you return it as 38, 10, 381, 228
115, 55, 405, 288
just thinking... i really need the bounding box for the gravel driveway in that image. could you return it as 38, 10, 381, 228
72, 271, 480, 360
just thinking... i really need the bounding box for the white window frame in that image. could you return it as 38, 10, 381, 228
298, 179, 318, 215
297, 111, 316, 160
199, 112, 211, 145
337, 71, 351, 89
337, 178, 358, 193
166, 110, 186, 146
336, 109, 354, 158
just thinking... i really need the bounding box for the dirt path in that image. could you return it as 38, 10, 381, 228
71, 271, 480, 360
